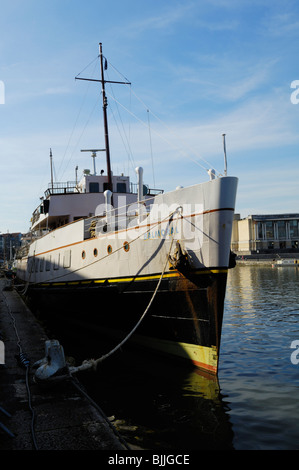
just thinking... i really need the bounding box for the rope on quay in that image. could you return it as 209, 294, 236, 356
70, 376, 131, 450
1, 290, 39, 450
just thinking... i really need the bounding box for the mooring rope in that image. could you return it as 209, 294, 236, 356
1, 290, 38, 450
68, 206, 182, 375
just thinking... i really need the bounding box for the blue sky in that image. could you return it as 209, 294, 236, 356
1, 0, 299, 233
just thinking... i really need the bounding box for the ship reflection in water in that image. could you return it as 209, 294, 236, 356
31, 301, 234, 450
78, 348, 234, 450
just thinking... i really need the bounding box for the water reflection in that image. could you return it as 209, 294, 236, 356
219, 264, 299, 450
79, 351, 234, 450
225, 264, 299, 316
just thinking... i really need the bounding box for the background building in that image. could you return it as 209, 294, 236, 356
0, 232, 22, 264
231, 214, 299, 256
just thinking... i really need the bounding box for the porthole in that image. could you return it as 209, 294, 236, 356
82, 250, 86, 259
123, 241, 130, 252
93, 248, 98, 257
107, 245, 112, 254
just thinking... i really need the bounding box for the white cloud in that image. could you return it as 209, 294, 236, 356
107, 2, 196, 39
181, 57, 278, 104
263, 12, 299, 37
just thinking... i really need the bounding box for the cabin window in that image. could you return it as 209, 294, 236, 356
89, 182, 100, 193
107, 245, 112, 254
27, 257, 35, 273
43, 199, 50, 214
82, 250, 86, 259
63, 250, 71, 268
123, 242, 130, 252
93, 248, 98, 257
117, 182, 127, 193
46, 256, 51, 271
53, 254, 60, 270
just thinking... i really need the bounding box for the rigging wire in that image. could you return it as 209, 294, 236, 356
57, 56, 100, 181
105, 90, 211, 174
108, 104, 136, 175
51, 52, 221, 191
106, 61, 221, 176
105, 68, 136, 174
147, 109, 156, 188
129, 86, 222, 176
75, 55, 100, 78
59, 95, 101, 181
34, 55, 100, 201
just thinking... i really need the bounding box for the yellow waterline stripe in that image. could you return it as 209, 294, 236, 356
38, 268, 227, 287
101, 268, 227, 283
100, 271, 180, 283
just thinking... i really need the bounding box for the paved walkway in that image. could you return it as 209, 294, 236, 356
0, 277, 127, 450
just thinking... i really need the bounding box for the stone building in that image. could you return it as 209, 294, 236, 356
231, 213, 299, 256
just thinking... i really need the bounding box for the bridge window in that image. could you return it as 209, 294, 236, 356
117, 182, 127, 193
89, 182, 100, 193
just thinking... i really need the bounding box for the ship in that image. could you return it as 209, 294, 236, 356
16, 44, 238, 375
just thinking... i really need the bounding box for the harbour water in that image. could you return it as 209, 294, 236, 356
38, 264, 299, 450
218, 264, 299, 450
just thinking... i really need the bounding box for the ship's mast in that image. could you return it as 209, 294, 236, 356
50, 148, 54, 190
75, 44, 131, 194
99, 43, 112, 192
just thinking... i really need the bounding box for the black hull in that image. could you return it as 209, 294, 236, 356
23, 269, 228, 374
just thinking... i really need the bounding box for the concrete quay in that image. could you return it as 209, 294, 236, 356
0, 277, 127, 451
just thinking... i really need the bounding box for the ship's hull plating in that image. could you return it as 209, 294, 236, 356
17, 176, 238, 375
23, 268, 228, 374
